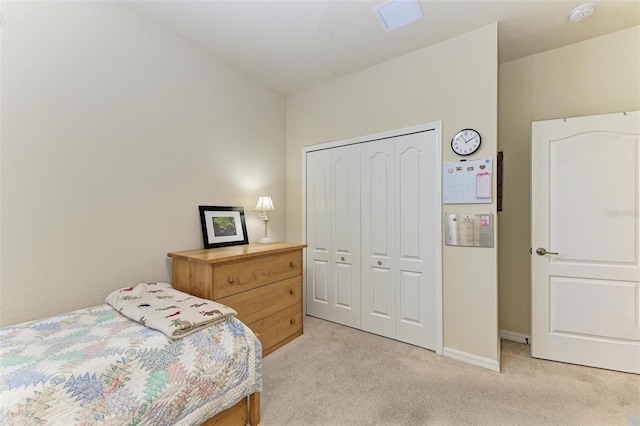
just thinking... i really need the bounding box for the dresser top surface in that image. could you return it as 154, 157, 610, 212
168, 242, 307, 264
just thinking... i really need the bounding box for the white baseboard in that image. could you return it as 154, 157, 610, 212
443, 347, 500, 372
500, 329, 531, 345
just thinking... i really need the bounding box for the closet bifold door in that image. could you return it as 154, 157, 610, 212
360, 139, 396, 339
306, 149, 332, 320
305, 146, 361, 328
360, 131, 437, 350
330, 145, 361, 328
394, 131, 437, 350
306, 128, 437, 351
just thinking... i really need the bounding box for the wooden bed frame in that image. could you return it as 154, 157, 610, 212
202, 392, 260, 426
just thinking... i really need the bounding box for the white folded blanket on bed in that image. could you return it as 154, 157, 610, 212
105, 282, 237, 339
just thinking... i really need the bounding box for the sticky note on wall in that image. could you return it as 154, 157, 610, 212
476, 172, 491, 199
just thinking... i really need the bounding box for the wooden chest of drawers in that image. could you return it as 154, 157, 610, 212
167, 243, 306, 356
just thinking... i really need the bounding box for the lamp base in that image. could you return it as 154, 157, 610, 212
257, 236, 275, 244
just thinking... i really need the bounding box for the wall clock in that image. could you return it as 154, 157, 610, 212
451, 129, 481, 156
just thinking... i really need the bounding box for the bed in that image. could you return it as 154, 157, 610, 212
0, 303, 262, 425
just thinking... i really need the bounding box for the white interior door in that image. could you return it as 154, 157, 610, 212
306, 149, 332, 320
531, 111, 640, 374
360, 131, 438, 349
306, 146, 361, 327
331, 145, 361, 328
395, 131, 437, 349
361, 138, 396, 339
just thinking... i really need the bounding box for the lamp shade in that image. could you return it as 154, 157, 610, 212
255, 196, 276, 212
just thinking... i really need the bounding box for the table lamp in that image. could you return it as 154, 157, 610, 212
255, 196, 276, 244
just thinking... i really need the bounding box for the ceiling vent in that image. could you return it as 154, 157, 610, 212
373, 0, 423, 33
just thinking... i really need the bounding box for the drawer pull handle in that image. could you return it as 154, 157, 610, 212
289, 262, 296, 268
228, 276, 235, 284
289, 289, 295, 295
377, 260, 382, 266
290, 318, 296, 325
341, 256, 345, 261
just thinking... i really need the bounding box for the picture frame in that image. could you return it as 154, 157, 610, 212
497, 151, 503, 212
199, 206, 248, 249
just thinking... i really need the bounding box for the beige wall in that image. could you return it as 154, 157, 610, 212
7, 2, 632, 360
498, 26, 640, 336
286, 25, 500, 362
0, 1, 286, 325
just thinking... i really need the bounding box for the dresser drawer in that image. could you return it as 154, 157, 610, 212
217, 276, 301, 325
249, 303, 302, 354
213, 250, 302, 299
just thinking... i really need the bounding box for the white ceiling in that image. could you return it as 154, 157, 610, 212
123, 0, 640, 95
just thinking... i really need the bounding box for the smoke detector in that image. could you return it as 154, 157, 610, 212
373, 0, 423, 32
569, 3, 595, 22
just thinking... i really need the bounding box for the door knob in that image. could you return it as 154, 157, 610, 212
536, 247, 558, 256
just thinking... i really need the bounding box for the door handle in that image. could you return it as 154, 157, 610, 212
536, 247, 558, 256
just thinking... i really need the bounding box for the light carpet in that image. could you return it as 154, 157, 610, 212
260, 316, 639, 426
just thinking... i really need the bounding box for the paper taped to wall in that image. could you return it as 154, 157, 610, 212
476, 172, 491, 198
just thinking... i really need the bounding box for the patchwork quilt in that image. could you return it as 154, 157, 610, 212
0, 304, 262, 425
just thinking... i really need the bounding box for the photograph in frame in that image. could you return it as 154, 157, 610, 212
199, 206, 248, 249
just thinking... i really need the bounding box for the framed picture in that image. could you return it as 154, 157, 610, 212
199, 206, 248, 249
497, 151, 503, 212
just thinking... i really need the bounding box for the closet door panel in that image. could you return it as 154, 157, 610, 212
395, 131, 437, 349
361, 140, 395, 339
334, 263, 353, 306
371, 266, 393, 318
399, 270, 422, 324
398, 145, 421, 259
310, 260, 330, 303
370, 153, 393, 257
331, 145, 361, 328
306, 150, 332, 320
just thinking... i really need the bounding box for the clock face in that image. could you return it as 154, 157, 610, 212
451, 129, 481, 156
